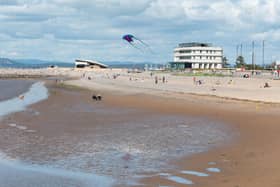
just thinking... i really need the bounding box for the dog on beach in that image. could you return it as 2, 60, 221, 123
19, 95, 25, 100
92, 94, 102, 101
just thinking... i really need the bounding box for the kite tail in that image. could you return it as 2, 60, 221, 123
134, 37, 155, 54
130, 42, 145, 53
146, 46, 156, 54
134, 37, 150, 47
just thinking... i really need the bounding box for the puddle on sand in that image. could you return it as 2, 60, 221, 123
0, 82, 48, 118
181, 170, 209, 177
49, 116, 230, 180
8, 123, 27, 130
208, 162, 217, 165
159, 173, 171, 177
167, 175, 193, 185
206, 168, 221, 173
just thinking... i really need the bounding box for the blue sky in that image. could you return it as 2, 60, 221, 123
0, 0, 279, 65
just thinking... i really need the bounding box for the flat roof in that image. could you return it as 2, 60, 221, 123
178, 42, 213, 48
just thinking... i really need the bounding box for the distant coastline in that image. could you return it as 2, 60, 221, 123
0, 58, 74, 69
0, 58, 164, 69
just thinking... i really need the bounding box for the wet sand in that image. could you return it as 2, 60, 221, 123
0, 82, 232, 186
1, 80, 280, 186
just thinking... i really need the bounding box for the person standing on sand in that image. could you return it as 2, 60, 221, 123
162, 76, 165, 83
193, 77, 196, 85
155, 76, 158, 84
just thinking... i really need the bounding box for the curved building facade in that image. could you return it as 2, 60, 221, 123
172, 43, 223, 69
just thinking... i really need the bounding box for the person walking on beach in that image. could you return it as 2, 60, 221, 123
162, 76, 165, 83
155, 76, 158, 84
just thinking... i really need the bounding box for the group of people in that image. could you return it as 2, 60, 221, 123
154, 75, 166, 84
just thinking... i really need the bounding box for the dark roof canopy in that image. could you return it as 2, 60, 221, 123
178, 42, 212, 48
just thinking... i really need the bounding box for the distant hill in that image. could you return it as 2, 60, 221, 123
0, 58, 25, 68
0, 58, 74, 68
15, 59, 74, 68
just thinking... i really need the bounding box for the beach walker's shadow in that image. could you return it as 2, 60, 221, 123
92, 94, 102, 101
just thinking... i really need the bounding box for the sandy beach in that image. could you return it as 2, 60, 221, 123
2, 68, 280, 103
2, 0, 279, 186
1, 68, 280, 186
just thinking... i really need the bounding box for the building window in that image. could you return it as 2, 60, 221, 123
179, 56, 191, 60
179, 50, 191, 53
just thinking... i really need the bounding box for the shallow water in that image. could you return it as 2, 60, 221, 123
0, 81, 114, 186
167, 175, 193, 185
208, 162, 217, 165
45, 116, 229, 180
0, 115, 230, 185
181, 170, 209, 177
0, 80, 35, 101
206, 168, 221, 173
0, 154, 114, 187
0, 82, 48, 117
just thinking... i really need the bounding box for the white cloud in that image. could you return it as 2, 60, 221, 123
0, 0, 279, 64
252, 29, 280, 41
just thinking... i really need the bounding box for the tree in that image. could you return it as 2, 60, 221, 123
266, 61, 277, 70
235, 56, 246, 68
222, 57, 230, 68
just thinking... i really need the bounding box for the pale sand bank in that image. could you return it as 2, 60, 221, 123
1, 68, 279, 103
65, 69, 280, 103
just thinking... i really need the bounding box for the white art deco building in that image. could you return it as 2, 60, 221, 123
172, 43, 223, 69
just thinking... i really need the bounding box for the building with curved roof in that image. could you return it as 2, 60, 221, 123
75, 59, 108, 69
